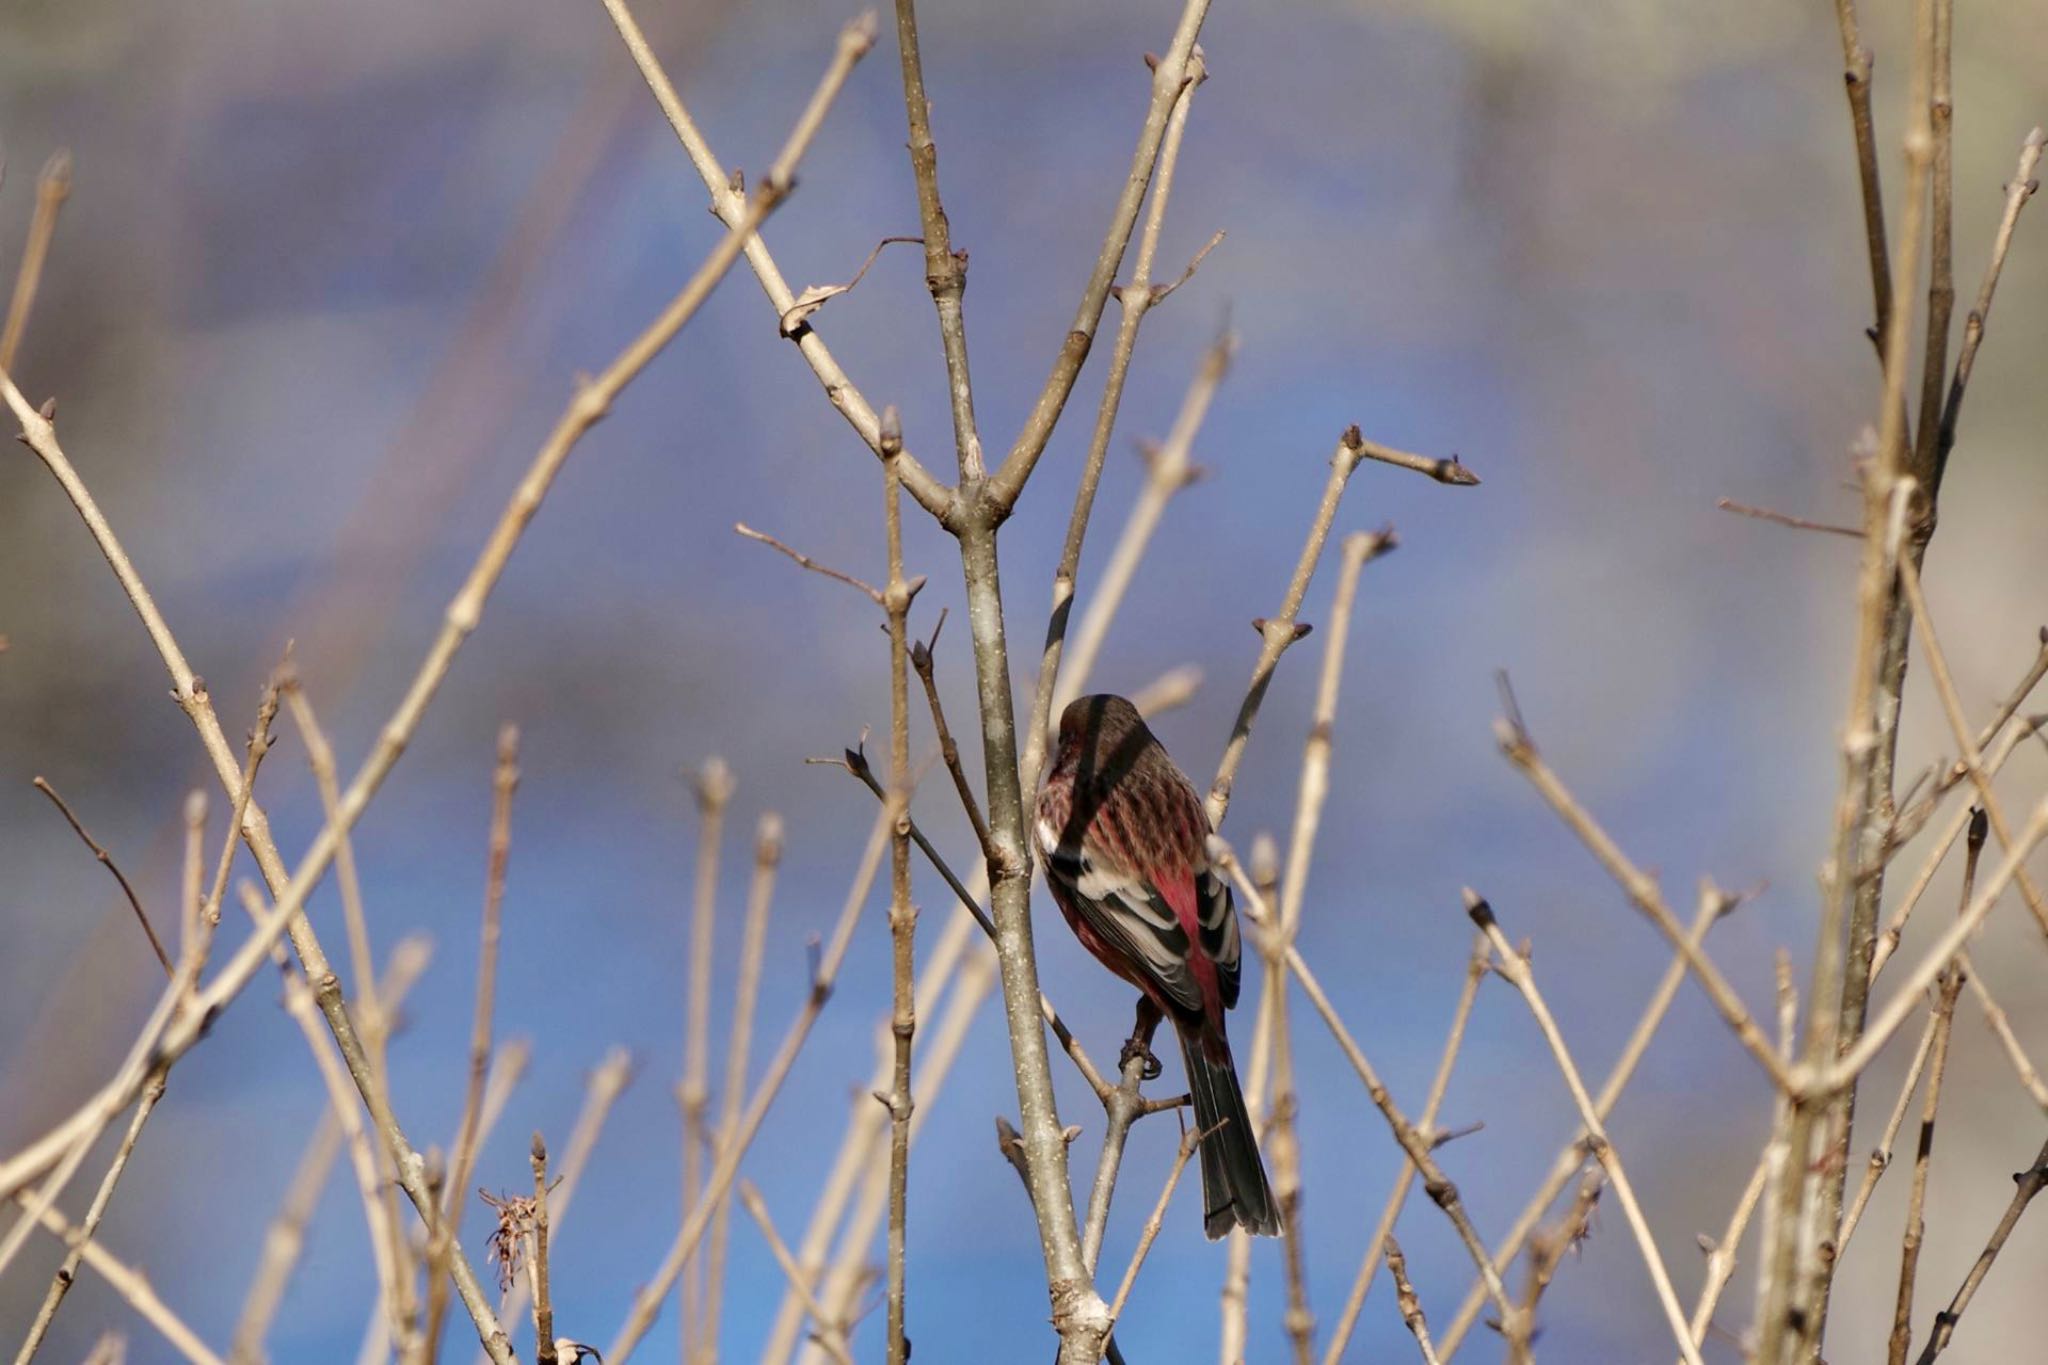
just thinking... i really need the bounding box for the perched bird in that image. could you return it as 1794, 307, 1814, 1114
1034, 693, 1280, 1239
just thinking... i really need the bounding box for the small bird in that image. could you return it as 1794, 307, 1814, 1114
1035, 693, 1280, 1238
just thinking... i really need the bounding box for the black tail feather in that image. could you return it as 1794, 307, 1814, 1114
1178, 1023, 1281, 1239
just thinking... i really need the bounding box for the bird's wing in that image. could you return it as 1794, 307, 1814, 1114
1192, 851, 1241, 1010
1040, 819, 1204, 1016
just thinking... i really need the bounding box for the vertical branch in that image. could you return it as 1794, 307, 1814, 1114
1909, 0, 1953, 487
608, 804, 895, 1364
425, 726, 522, 1362
891, 0, 984, 481
1216, 835, 1279, 1365
699, 815, 782, 1359
759, 912, 979, 1365
680, 756, 734, 1363
281, 675, 418, 1354
1885, 811, 1982, 1365
1830, 0, 1893, 343
881, 407, 919, 1365
532, 1136, 557, 1365
1761, 0, 1937, 1328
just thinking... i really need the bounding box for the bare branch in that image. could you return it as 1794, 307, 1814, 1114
735, 522, 886, 606
1214, 839, 1520, 1335
741, 1182, 855, 1365
595, 0, 952, 521
32, 775, 170, 975
1385, 1236, 1446, 1365
986, 3, 1213, 512
1322, 934, 1486, 1365
608, 802, 893, 1362
1466, 891, 1705, 1365
1716, 497, 1862, 539
0, 149, 72, 371
532, 1136, 558, 1365
1911, 1135, 2048, 1362
1935, 128, 2044, 482
1104, 1120, 1213, 1325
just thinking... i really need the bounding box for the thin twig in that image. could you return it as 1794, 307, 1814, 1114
1911, 1135, 2048, 1362
0, 149, 72, 372
255, 885, 411, 1365
228, 939, 432, 1365
1437, 886, 1736, 1357
33, 776, 170, 975
985, 0, 1214, 514
735, 523, 886, 605
892, 0, 984, 483
1886, 812, 1979, 1365
1872, 713, 2044, 980
1214, 841, 1520, 1335
1385, 1235, 1447, 1365
800, 939, 999, 1365
1104, 1120, 1213, 1324
596, 1, 950, 520
740, 1183, 855, 1365
1822, 798, 2048, 1091
1509, 1168, 1604, 1364
1957, 954, 2048, 1112
607, 802, 894, 1363
1207, 429, 1371, 827
1908, 0, 1954, 489
701, 814, 783, 1359
1321, 934, 1486, 1365
1934, 128, 2044, 482
1353, 437, 1480, 487
679, 755, 733, 1365
1834, 1002, 1941, 1255
479, 1047, 637, 1363
1055, 329, 1233, 720
1465, 891, 1704, 1365
1715, 497, 1863, 539
0, 24, 859, 1353
1495, 701, 1791, 1089
12, 1195, 223, 1365
532, 1136, 557, 1365
881, 404, 919, 1365
1896, 556, 2048, 937
1020, 54, 1211, 789
426, 726, 523, 1360
279, 673, 416, 1355
11, 1070, 168, 1365
1830, 0, 1893, 345
912, 612, 992, 859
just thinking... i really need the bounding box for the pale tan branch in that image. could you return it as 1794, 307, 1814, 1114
0, 149, 72, 371
1466, 891, 1705, 1365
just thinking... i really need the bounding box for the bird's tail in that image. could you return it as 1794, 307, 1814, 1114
1178, 1021, 1281, 1239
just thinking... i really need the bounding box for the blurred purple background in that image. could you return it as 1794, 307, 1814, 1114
3, 0, 2046, 1358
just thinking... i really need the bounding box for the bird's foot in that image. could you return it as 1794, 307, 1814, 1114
1119, 1034, 1163, 1082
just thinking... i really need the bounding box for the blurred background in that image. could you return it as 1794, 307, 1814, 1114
3, 0, 2046, 1358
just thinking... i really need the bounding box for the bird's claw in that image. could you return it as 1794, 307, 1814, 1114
1119, 1035, 1163, 1082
